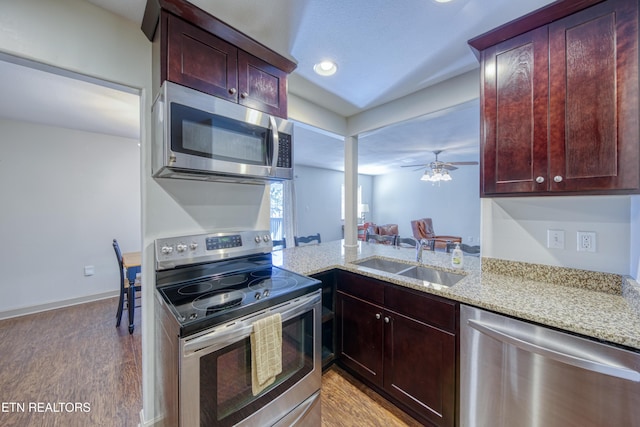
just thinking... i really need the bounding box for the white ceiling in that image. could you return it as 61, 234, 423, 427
0, 58, 140, 140
0, 0, 556, 175
294, 99, 480, 175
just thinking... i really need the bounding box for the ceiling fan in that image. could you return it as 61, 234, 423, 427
401, 150, 478, 182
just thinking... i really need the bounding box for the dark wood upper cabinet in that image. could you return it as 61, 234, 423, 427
145, 0, 295, 118
470, 0, 639, 196
165, 13, 238, 102
479, 28, 549, 195
237, 50, 288, 117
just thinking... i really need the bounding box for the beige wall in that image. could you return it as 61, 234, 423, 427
0, 118, 141, 314
0, 0, 160, 420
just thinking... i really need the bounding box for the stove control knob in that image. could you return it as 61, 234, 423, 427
254, 236, 261, 243
262, 290, 270, 298
161, 245, 173, 255
190, 242, 198, 251
254, 292, 262, 300
263, 235, 270, 242
176, 243, 187, 253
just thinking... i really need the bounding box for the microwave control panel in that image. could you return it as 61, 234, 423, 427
277, 133, 292, 168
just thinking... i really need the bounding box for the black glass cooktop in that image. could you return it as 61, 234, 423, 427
156, 254, 321, 336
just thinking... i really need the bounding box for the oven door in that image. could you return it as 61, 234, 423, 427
180, 290, 321, 427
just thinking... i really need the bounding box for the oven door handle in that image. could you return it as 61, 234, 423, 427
183, 291, 320, 355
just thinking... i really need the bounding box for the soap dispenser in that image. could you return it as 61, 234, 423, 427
451, 242, 464, 269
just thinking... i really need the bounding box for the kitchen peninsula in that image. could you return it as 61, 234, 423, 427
275, 240, 640, 351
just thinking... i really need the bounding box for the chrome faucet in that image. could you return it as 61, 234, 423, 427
416, 238, 431, 263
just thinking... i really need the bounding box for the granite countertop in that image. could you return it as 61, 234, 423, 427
273, 239, 640, 351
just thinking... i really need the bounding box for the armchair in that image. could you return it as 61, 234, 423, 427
410, 218, 462, 251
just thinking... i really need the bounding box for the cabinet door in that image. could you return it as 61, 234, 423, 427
238, 51, 288, 118
481, 27, 549, 195
336, 292, 384, 387
384, 312, 456, 427
548, 0, 639, 192
165, 14, 238, 102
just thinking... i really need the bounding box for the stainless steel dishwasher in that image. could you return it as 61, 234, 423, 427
460, 305, 640, 427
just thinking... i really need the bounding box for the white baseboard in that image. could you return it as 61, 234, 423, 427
0, 290, 119, 320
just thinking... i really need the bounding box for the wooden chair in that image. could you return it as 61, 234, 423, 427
272, 238, 286, 250
366, 232, 396, 245
294, 233, 321, 246
461, 244, 481, 255
395, 236, 417, 248
113, 239, 141, 334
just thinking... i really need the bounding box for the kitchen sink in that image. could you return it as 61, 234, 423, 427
398, 266, 465, 287
353, 257, 464, 287
353, 258, 414, 274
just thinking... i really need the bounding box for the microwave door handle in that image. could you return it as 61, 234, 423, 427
269, 115, 279, 176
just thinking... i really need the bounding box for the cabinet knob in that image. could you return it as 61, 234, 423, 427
384, 316, 390, 323
535, 176, 545, 184
375, 313, 381, 320
554, 175, 563, 183
228, 88, 237, 95
240, 92, 248, 99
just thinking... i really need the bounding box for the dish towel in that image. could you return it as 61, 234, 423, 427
251, 312, 283, 396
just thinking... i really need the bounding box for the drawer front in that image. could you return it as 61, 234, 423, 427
385, 285, 457, 332
336, 271, 384, 305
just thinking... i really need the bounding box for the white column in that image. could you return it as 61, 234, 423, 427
344, 135, 358, 247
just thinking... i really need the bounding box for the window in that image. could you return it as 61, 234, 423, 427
270, 182, 284, 240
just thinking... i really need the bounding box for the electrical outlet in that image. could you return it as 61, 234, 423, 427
84, 265, 95, 276
547, 229, 565, 249
577, 231, 596, 252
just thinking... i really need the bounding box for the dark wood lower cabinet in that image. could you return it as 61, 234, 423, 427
337, 293, 384, 387
336, 271, 458, 427
384, 311, 456, 426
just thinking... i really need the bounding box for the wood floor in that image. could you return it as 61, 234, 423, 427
321, 366, 422, 427
0, 297, 142, 427
0, 298, 421, 427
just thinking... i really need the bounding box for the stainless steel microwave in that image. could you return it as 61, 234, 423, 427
152, 81, 294, 183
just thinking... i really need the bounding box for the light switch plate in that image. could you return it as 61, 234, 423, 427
547, 229, 565, 249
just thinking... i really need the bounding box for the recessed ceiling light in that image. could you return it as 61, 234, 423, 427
313, 60, 338, 76
434, 0, 453, 2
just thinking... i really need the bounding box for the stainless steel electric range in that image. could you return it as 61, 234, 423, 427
154, 230, 322, 427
